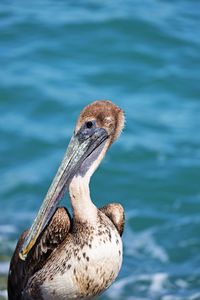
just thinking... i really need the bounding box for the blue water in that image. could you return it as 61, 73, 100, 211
1, 1, 200, 299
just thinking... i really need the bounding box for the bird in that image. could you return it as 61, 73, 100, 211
8, 100, 125, 300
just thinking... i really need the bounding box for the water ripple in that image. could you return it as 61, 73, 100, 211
1, 0, 200, 299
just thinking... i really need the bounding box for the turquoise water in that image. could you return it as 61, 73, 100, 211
1, 1, 200, 299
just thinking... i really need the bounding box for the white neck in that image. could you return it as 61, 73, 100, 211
69, 175, 97, 223
69, 140, 109, 224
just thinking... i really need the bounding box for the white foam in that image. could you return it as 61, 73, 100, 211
106, 274, 136, 298
162, 296, 182, 300
175, 279, 188, 288
189, 292, 200, 300
0, 225, 16, 234
0, 290, 7, 299
0, 261, 9, 274
126, 297, 147, 300
106, 272, 168, 299
107, 276, 134, 299
125, 227, 169, 263
149, 272, 168, 294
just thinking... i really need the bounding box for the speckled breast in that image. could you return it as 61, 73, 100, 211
39, 215, 123, 300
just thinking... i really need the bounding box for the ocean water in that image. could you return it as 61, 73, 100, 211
0, 0, 200, 299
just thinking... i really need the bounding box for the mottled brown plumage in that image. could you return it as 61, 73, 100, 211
8, 205, 124, 300
100, 203, 125, 236
8, 208, 71, 300
8, 100, 125, 300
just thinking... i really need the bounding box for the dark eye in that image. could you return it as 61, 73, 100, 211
86, 121, 93, 129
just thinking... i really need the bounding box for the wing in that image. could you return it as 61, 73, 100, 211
7, 207, 71, 300
99, 203, 125, 236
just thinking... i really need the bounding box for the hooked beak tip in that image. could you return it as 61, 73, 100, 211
19, 251, 26, 261
19, 238, 37, 261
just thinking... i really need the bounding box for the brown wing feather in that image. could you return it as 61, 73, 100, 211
7, 207, 71, 300
99, 203, 125, 236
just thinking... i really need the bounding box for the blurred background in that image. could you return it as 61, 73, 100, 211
0, 1, 200, 299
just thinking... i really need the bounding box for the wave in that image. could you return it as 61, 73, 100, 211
0, 262, 9, 275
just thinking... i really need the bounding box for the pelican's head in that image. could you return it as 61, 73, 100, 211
76, 100, 124, 145
19, 100, 124, 260
72, 100, 125, 178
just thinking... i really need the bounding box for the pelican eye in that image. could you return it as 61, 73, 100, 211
77, 120, 98, 142
86, 121, 94, 129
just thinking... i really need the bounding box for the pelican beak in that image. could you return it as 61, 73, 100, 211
19, 126, 108, 260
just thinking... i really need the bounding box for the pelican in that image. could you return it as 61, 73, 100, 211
8, 100, 125, 300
